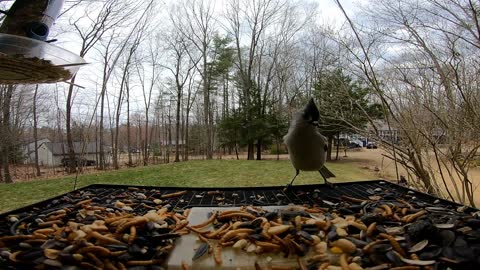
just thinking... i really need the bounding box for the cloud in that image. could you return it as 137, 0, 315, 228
320, 0, 364, 28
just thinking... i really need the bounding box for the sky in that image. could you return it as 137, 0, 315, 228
16, 0, 368, 124
64, 0, 366, 120
319, 0, 366, 26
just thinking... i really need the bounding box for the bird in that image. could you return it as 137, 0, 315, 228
283, 98, 335, 190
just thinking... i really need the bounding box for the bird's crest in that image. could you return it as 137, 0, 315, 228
302, 98, 320, 124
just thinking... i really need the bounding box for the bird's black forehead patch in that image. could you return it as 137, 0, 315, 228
303, 98, 320, 121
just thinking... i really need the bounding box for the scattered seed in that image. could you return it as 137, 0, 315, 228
192, 242, 209, 260
333, 239, 357, 254
409, 240, 428, 253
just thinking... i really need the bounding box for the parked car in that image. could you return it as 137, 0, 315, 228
366, 142, 378, 149
347, 141, 362, 148
61, 157, 96, 167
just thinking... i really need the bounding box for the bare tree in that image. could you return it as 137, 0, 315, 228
112, 36, 141, 169
111, 9, 152, 169
98, 33, 118, 169
225, 0, 285, 160
94, 0, 155, 169
125, 71, 133, 166
170, 0, 217, 159
65, 0, 134, 173
0, 85, 14, 183
183, 74, 199, 161
253, 1, 309, 160
135, 35, 161, 166
32, 85, 40, 176
334, 0, 480, 206
161, 21, 198, 162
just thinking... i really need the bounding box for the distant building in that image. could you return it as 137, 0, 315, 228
366, 120, 449, 144
160, 140, 185, 146
337, 134, 367, 147
367, 120, 401, 143
23, 139, 52, 165
160, 140, 186, 153
23, 139, 111, 166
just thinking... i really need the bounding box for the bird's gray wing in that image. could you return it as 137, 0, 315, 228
320, 166, 335, 178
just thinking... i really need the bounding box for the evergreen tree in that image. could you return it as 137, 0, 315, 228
314, 69, 382, 160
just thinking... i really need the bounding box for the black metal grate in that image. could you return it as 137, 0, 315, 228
1, 180, 477, 270
0, 180, 470, 220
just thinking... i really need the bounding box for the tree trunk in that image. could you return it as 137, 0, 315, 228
167, 113, 172, 163
137, 118, 142, 164
181, 106, 185, 161
335, 132, 340, 161
204, 102, 212, 160
99, 83, 106, 170
33, 85, 41, 176
327, 135, 333, 161
276, 138, 280, 161
126, 83, 132, 166
144, 114, 149, 166
235, 143, 239, 160
148, 117, 155, 164
0, 157, 3, 183
66, 75, 77, 173
184, 109, 190, 161
247, 142, 254, 160
203, 46, 213, 160
113, 70, 126, 169
256, 138, 262, 160
1, 85, 14, 183
224, 74, 229, 118
162, 124, 166, 163
109, 103, 115, 170
113, 88, 122, 170
175, 87, 181, 162
93, 114, 98, 167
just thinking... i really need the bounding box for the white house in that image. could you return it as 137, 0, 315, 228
23, 139, 111, 167
23, 139, 54, 166
160, 140, 186, 153
367, 120, 401, 143
160, 140, 186, 146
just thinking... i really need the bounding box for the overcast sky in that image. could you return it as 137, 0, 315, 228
44, 0, 367, 122
318, 0, 366, 26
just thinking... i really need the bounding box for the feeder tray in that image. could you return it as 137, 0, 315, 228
0, 33, 85, 84
0, 181, 478, 270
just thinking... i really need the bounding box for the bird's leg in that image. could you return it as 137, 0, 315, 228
319, 170, 334, 188
284, 169, 299, 192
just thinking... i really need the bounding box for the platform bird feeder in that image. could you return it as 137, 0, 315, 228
0, 0, 85, 84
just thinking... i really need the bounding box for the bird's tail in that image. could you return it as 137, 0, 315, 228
320, 166, 335, 178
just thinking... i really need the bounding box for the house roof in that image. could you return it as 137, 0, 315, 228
23, 139, 51, 156
23, 138, 51, 146
45, 142, 109, 155
367, 120, 400, 132
160, 140, 185, 145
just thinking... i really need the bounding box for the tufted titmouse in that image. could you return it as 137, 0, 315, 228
283, 98, 335, 190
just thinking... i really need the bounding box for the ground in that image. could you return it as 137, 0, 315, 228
209, 148, 480, 206
337, 149, 480, 206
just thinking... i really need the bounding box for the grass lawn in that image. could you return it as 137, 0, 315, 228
0, 160, 378, 214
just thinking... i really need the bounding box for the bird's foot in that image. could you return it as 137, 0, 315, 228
283, 184, 293, 192
324, 180, 335, 189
